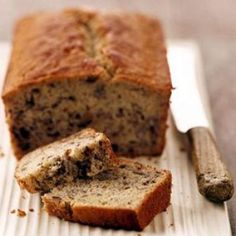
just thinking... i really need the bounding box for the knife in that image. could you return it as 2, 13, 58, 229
168, 42, 234, 202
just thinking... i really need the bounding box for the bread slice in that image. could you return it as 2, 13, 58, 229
42, 158, 172, 231
2, 8, 171, 159
15, 128, 115, 193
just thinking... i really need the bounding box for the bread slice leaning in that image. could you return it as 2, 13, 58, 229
15, 128, 115, 193
42, 158, 171, 231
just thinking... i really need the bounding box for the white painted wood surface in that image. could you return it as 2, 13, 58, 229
0, 42, 231, 236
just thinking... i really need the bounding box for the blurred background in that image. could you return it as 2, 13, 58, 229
0, 0, 235, 234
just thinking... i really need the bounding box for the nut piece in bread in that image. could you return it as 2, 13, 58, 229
42, 158, 172, 231
15, 128, 115, 193
2, 8, 171, 159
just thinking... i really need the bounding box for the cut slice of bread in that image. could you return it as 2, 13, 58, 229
15, 128, 115, 193
42, 158, 172, 231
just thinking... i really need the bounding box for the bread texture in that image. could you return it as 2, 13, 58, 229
15, 128, 115, 193
42, 158, 172, 231
2, 9, 171, 159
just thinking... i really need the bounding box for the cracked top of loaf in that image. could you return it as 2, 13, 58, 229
2, 8, 171, 98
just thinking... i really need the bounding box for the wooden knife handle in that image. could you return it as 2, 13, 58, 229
188, 127, 234, 202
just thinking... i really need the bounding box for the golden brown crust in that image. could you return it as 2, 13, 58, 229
2, 9, 105, 98
16, 176, 36, 193
137, 170, 171, 229
43, 201, 141, 230
2, 8, 171, 99
42, 162, 172, 231
6, 121, 24, 159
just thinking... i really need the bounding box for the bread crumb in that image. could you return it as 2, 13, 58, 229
179, 147, 186, 152
17, 209, 26, 217
170, 223, 174, 227
0, 147, 4, 158
29, 208, 34, 212
10, 209, 16, 214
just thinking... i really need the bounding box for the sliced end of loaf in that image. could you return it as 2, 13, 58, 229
6, 79, 170, 159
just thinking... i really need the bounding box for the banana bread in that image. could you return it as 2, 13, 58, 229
2, 9, 171, 159
42, 158, 172, 231
15, 128, 115, 193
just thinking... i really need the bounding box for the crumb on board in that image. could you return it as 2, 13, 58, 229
0, 147, 4, 157
17, 209, 26, 217
169, 223, 174, 227
179, 146, 186, 152
29, 208, 34, 212
10, 209, 16, 214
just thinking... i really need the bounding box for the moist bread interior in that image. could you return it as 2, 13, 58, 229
9, 80, 166, 156
44, 160, 166, 208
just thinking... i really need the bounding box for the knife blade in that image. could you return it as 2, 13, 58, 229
168, 42, 234, 202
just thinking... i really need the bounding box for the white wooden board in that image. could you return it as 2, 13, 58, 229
0, 42, 231, 236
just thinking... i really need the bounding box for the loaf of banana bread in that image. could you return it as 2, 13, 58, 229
2, 9, 171, 159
